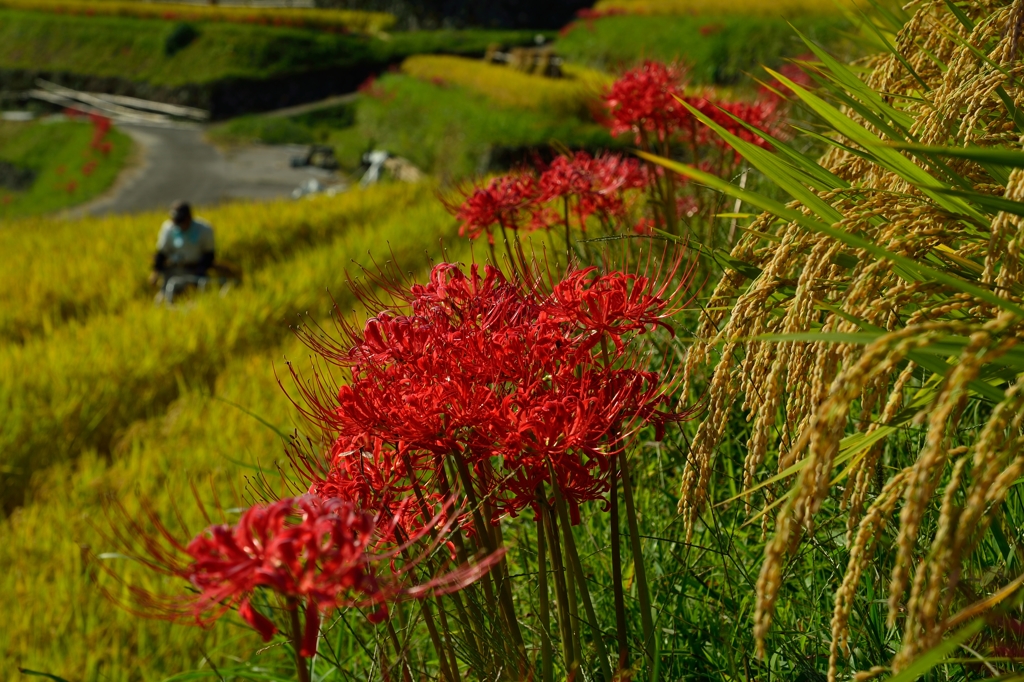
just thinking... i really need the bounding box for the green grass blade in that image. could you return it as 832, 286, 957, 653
756, 331, 1013, 400
760, 329, 1024, 370
885, 143, 1024, 169
654, 228, 764, 279
18, 670, 72, 682
209, 393, 292, 441
793, 126, 881, 166
941, 0, 975, 31
861, 0, 911, 31
884, 142, 1011, 187
883, 618, 986, 682
719, 105, 850, 191
856, 6, 931, 91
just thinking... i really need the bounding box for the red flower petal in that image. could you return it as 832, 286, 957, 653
238, 599, 277, 641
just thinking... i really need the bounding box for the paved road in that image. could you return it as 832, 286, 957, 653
74, 123, 342, 217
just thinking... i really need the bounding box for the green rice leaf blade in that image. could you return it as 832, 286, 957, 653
642, 152, 1024, 319
884, 619, 986, 682
764, 68, 985, 220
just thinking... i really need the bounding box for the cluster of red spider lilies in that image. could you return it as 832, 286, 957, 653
448, 60, 796, 261
115, 59, 796, 681
53, 111, 114, 195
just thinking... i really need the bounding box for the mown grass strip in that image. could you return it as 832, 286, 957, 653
0, 118, 132, 219
0, 10, 545, 90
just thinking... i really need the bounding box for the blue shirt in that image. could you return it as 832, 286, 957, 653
156, 218, 214, 276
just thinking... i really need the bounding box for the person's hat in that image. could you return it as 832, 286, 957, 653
169, 200, 192, 222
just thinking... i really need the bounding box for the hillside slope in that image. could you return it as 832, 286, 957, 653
0, 10, 547, 116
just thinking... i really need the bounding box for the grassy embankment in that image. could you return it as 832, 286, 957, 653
0, 182, 474, 679
594, 0, 851, 14
0, 118, 131, 219
0, 0, 394, 33
0, 8, 546, 89
558, 12, 852, 82
341, 64, 620, 180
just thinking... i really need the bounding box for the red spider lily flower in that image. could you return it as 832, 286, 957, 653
633, 217, 655, 235
357, 74, 377, 92
538, 152, 650, 228
544, 266, 692, 351
444, 174, 540, 243
575, 7, 627, 19
101, 494, 502, 658
181, 497, 389, 647
290, 260, 700, 526
604, 61, 694, 143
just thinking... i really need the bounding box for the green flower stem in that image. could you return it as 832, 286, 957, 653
419, 595, 456, 682
552, 484, 613, 682
451, 450, 526, 660
432, 597, 462, 680
385, 618, 414, 682
400, 459, 462, 682
564, 196, 572, 263
619, 449, 655, 662
445, 456, 499, 614
287, 598, 311, 682
536, 493, 554, 682
438, 463, 498, 668
547, 494, 582, 669
610, 458, 629, 669
541, 491, 576, 673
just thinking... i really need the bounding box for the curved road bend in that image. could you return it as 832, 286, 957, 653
75, 122, 341, 217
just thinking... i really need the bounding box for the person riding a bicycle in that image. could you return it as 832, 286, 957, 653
149, 201, 215, 304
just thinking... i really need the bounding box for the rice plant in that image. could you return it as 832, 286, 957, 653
401, 55, 612, 117
0, 183, 430, 344
0, 189, 451, 514
648, 0, 1024, 676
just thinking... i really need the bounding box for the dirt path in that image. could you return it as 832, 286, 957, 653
71, 122, 342, 217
